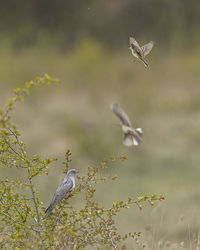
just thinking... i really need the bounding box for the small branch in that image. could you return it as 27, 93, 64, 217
5, 141, 25, 160
110, 233, 118, 250
7, 128, 25, 155
7, 129, 42, 235
0, 159, 27, 169
28, 171, 41, 224
2, 212, 25, 227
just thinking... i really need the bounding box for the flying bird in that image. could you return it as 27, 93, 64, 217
110, 104, 143, 147
129, 37, 154, 67
44, 169, 79, 218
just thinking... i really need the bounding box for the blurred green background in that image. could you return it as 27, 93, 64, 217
1, 0, 200, 248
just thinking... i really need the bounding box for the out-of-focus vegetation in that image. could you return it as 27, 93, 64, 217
0, 0, 200, 248
0, 0, 200, 51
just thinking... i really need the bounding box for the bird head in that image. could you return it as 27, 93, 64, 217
67, 169, 79, 177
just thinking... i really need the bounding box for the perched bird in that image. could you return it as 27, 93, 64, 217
110, 104, 143, 147
129, 37, 154, 67
44, 169, 79, 218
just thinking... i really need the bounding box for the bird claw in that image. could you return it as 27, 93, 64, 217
65, 191, 73, 200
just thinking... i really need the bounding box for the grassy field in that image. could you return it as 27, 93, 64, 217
1, 40, 200, 249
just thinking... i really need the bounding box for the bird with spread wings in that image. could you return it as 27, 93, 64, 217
129, 37, 154, 67
111, 104, 143, 147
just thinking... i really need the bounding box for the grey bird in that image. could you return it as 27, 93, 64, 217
129, 37, 154, 68
44, 169, 79, 218
110, 104, 143, 147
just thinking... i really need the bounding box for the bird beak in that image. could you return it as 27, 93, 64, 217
128, 46, 131, 50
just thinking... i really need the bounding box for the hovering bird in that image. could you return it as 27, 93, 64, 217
110, 104, 143, 147
129, 37, 154, 67
44, 169, 79, 218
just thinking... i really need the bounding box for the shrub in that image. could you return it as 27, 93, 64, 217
0, 75, 164, 249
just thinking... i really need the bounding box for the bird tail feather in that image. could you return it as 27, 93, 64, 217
142, 59, 148, 67
43, 205, 53, 219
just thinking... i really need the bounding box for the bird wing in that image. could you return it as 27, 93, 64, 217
141, 41, 154, 57
135, 128, 143, 137
110, 104, 132, 127
129, 37, 140, 48
45, 177, 73, 213
123, 132, 141, 147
